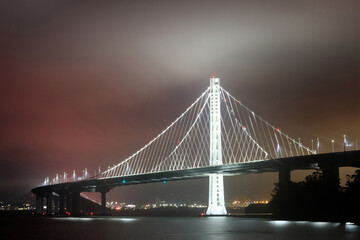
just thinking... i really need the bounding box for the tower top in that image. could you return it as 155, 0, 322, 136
210, 76, 220, 86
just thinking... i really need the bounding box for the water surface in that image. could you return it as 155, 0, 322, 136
1, 216, 359, 240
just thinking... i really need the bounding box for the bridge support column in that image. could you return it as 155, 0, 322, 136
100, 190, 109, 215
59, 194, 65, 215
278, 166, 291, 188
54, 196, 59, 214
46, 191, 53, 215
71, 192, 81, 215
66, 193, 72, 213
36, 194, 43, 214
321, 165, 339, 192
207, 174, 227, 215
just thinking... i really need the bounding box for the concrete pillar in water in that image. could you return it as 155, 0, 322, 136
46, 191, 53, 215
59, 194, 65, 215
36, 194, 43, 214
66, 193, 72, 213
71, 191, 81, 215
54, 196, 59, 214
278, 166, 291, 188
321, 164, 339, 192
101, 191, 108, 215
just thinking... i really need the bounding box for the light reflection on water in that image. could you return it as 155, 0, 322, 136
109, 217, 138, 222
54, 217, 138, 222
54, 217, 94, 221
2, 216, 359, 240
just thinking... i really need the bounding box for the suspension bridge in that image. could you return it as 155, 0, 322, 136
32, 76, 360, 216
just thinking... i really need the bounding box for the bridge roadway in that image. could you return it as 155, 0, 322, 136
32, 150, 360, 215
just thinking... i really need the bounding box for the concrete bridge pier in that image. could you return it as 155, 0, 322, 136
54, 196, 59, 214
46, 191, 53, 215
100, 189, 109, 215
36, 194, 44, 214
71, 191, 81, 215
278, 166, 291, 188
321, 164, 339, 192
58, 194, 65, 215
66, 193, 72, 213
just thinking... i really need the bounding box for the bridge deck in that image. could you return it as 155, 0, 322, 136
32, 150, 360, 195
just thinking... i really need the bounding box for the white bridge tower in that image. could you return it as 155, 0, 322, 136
206, 76, 227, 215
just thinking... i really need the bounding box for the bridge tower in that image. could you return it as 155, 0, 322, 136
206, 76, 227, 215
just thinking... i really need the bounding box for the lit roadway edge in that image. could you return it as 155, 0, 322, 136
32, 150, 360, 195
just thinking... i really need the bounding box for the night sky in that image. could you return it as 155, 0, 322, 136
0, 0, 359, 204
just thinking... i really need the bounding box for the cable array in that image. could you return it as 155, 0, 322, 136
98, 88, 210, 178
97, 86, 314, 179
220, 87, 315, 161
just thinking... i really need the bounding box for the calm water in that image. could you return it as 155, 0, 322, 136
1, 215, 360, 240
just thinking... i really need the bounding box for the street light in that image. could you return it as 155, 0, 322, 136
344, 135, 347, 151
311, 139, 314, 152
316, 138, 320, 153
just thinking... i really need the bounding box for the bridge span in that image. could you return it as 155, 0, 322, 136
32, 150, 360, 215
31, 77, 359, 215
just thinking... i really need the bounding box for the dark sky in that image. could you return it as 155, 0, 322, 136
0, 0, 359, 203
